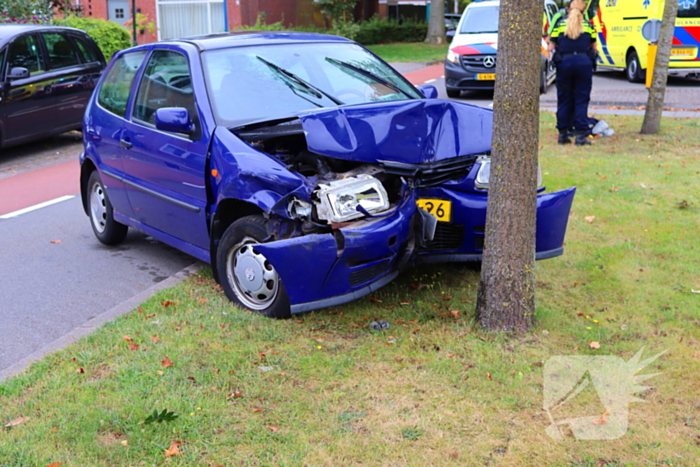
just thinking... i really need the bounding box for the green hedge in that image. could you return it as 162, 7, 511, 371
53, 16, 131, 60
240, 14, 427, 45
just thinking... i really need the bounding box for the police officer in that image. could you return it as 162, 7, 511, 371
548, 0, 597, 146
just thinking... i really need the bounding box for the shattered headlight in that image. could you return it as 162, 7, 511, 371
315, 174, 389, 223
474, 156, 542, 190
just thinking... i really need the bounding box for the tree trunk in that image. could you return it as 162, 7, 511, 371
475, 0, 542, 332
640, 0, 678, 134
424, 0, 445, 44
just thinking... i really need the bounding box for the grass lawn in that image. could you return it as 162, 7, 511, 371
1, 114, 699, 466
366, 42, 449, 63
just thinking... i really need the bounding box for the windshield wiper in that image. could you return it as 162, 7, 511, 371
255, 56, 344, 106
324, 57, 414, 99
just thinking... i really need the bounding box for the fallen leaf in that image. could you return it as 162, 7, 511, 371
592, 409, 610, 425
589, 341, 601, 349
50, 240, 62, 244
122, 336, 133, 342
267, 426, 279, 432
46, 463, 64, 467
252, 407, 263, 413
198, 298, 209, 303
450, 310, 461, 319
128, 343, 139, 351
369, 296, 383, 304
145, 313, 156, 319
161, 356, 174, 368
157, 370, 164, 375
161, 301, 177, 308
395, 356, 404, 363
448, 450, 459, 459
442, 295, 452, 301
164, 440, 182, 457
76, 368, 85, 374
584, 216, 596, 223
4, 416, 30, 428
227, 391, 243, 399
151, 335, 160, 343
486, 372, 492, 380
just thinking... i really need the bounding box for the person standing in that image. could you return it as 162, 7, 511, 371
548, 0, 597, 146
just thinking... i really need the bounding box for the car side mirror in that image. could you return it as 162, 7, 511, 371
8, 67, 30, 80
155, 107, 194, 135
417, 85, 438, 99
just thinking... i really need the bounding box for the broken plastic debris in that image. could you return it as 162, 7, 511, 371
369, 320, 390, 330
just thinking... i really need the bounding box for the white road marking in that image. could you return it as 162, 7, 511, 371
0, 195, 75, 219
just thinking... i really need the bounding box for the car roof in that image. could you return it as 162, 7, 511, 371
467, 0, 500, 7
157, 31, 353, 52
0, 24, 88, 47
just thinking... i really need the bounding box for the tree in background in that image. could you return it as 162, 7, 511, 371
425, 0, 446, 44
475, 0, 543, 331
318, 0, 358, 25
640, 0, 679, 134
0, 0, 61, 23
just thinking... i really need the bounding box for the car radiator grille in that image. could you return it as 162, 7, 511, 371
424, 223, 466, 251
460, 55, 497, 71
380, 154, 481, 188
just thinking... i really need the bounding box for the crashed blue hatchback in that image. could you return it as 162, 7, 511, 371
80, 32, 575, 318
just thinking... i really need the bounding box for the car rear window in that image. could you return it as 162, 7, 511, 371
73, 36, 99, 63
97, 51, 147, 117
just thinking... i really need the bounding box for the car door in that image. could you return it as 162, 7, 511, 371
42, 31, 104, 131
121, 48, 210, 249
87, 49, 149, 218
1, 33, 55, 146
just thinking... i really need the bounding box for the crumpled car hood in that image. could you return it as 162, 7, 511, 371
299, 99, 493, 164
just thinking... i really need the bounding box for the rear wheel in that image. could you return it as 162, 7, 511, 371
216, 215, 291, 319
625, 50, 645, 83
88, 171, 128, 245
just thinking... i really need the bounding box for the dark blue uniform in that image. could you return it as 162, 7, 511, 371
550, 19, 596, 141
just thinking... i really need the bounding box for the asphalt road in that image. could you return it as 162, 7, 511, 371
0, 139, 197, 377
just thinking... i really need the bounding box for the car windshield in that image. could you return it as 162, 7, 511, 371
459, 5, 500, 34
201, 42, 422, 127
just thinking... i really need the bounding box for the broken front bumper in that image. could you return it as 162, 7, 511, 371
255, 186, 576, 314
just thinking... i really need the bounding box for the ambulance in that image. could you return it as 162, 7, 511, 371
586, 0, 700, 82
444, 0, 559, 97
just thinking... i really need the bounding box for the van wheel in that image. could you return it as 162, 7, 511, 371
625, 50, 645, 83
446, 88, 461, 98
216, 215, 291, 319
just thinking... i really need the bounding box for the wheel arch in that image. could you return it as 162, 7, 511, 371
209, 198, 264, 283
80, 158, 98, 216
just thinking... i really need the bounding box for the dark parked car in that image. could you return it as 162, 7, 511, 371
0, 25, 105, 148
81, 32, 575, 318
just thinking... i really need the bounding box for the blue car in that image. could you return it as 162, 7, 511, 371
80, 32, 575, 318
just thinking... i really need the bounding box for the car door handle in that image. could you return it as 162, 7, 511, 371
120, 138, 133, 149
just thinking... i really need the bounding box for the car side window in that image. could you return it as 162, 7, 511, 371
133, 50, 197, 132
7, 35, 45, 74
44, 33, 80, 69
97, 51, 148, 117
72, 36, 99, 63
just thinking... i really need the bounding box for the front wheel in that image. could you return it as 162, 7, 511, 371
625, 50, 645, 83
88, 171, 128, 245
446, 88, 461, 98
216, 215, 291, 319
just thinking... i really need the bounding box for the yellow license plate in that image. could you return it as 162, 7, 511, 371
671, 47, 696, 57
476, 73, 496, 80
416, 199, 452, 222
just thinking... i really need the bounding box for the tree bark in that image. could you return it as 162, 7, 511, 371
640, 0, 678, 134
425, 0, 446, 44
475, 0, 542, 332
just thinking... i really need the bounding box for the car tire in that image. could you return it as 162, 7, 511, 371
216, 215, 291, 319
446, 88, 461, 98
88, 171, 128, 245
625, 50, 645, 83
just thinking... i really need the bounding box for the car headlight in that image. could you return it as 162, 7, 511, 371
447, 50, 460, 64
474, 156, 542, 190
315, 174, 389, 223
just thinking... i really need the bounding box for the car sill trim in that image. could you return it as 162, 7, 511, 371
102, 169, 201, 213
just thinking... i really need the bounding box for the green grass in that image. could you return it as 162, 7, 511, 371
366, 42, 449, 63
1, 114, 699, 466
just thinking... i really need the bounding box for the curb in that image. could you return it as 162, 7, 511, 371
0, 262, 203, 383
